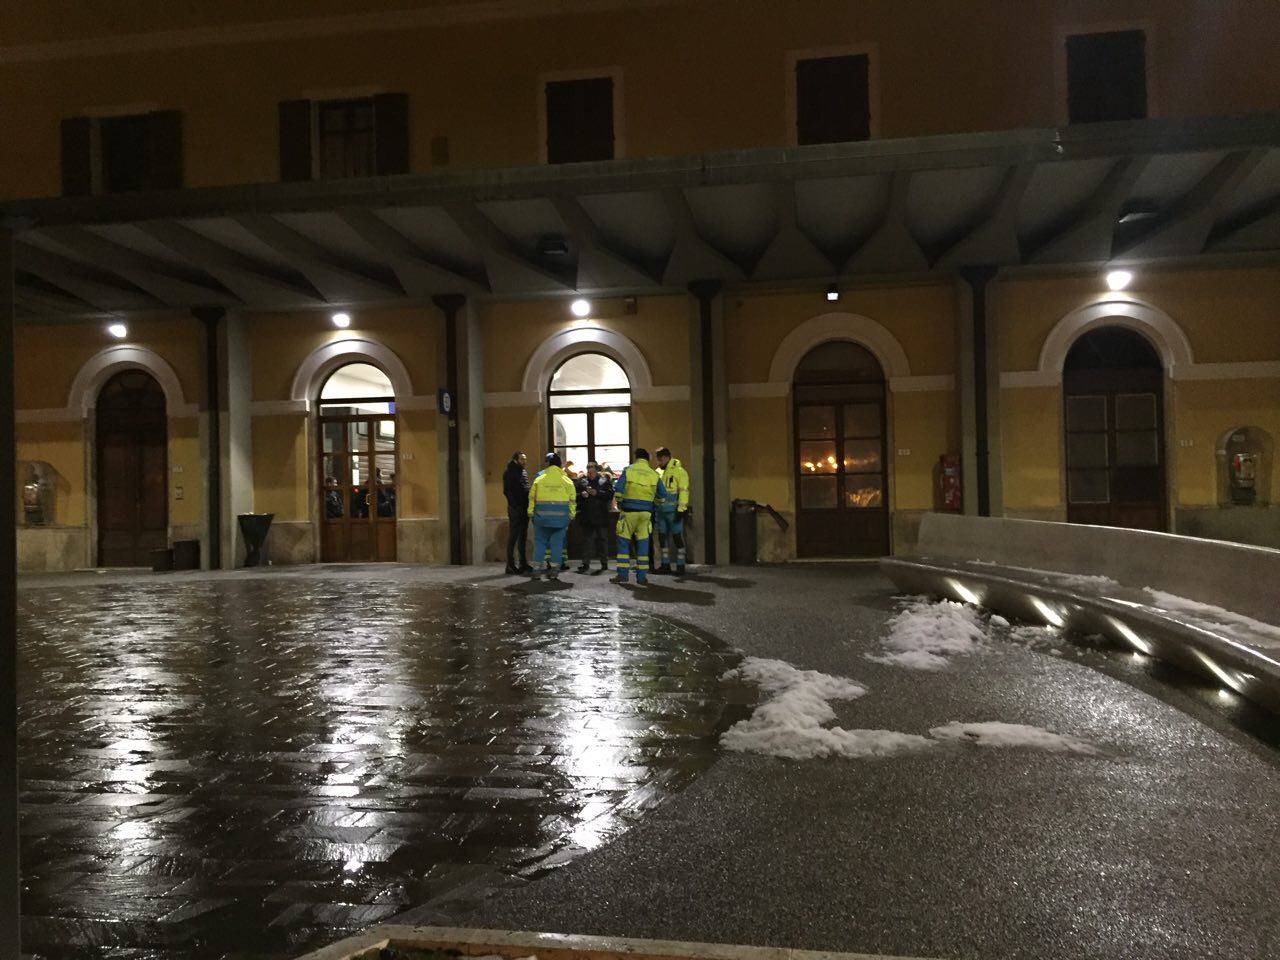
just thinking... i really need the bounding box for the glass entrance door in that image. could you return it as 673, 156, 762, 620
319, 415, 397, 562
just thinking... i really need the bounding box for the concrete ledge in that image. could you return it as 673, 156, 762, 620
296, 925, 937, 960
882, 556, 1280, 713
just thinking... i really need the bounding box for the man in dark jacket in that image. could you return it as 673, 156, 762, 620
503, 451, 532, 574
575, 461, 614, 573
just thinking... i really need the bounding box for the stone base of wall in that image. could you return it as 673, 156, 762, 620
1175, 505, 1280, 550
266, 520, 317, 565
483, 516, 508, 563
398, 518, 448, 564
18, 525, 89, 571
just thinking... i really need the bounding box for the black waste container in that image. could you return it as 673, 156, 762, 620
237, 513, 274, 567
172, 539, 200, 570
730, 499, 758, 565
150, 548, 173, 572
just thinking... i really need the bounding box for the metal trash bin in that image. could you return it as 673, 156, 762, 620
150, 548, 174, 572
237, 513, 274, 567
172, 539, 200, 570
730, 499, 759, 564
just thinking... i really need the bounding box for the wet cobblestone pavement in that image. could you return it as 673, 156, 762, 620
16, 581, 748, 960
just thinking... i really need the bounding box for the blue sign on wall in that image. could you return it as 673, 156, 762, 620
437, 388, 455, 416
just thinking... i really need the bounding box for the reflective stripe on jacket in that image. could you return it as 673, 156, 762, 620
614, 459, 668, 513
657, 458, 690, 513
529, 465, 576, 527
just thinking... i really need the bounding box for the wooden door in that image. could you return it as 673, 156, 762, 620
96, 371, 168, 566
794, 385, 889, 557
1064, 328, 1166, 531
319, 414, 397, 561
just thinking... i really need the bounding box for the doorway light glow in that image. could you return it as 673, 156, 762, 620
107, 322, 128, 339
570, 298, 592, 317
1105, 269, 1133, 291
331, 312, 352, 328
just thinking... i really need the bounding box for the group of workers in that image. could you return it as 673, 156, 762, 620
503, 447, 689, 585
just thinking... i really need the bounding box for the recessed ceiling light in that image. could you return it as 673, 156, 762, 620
826, 283, 840, 302
331, 312, 352, 328
1105, 270, 1133, 291
107, 322, 128, 339
570, 299, 591, 317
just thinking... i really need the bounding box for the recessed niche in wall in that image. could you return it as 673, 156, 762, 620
1216, 426, 1273, 507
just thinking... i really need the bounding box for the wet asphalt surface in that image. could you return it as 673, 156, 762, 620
16, 563, 1280, 960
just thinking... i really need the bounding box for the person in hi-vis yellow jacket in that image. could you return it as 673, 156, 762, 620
528, 453, 576, 580
653, 446, 690, 575
610, 448, 667, 585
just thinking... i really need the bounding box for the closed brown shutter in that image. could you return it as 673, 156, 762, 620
147, 110, 184, 189
61, 116, 93, 196
279, 99, 313, 181
373, 92, 410, 175
545, 77, 614, 164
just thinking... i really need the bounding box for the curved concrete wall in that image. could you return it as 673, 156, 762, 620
913, 513, 1280, 624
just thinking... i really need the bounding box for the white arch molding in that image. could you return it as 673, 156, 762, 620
290, 338, 416, 412
67, 345, 198, 418
768, 312, 913, 384
521, 325, 655, 396
1036, 297, 1194, 382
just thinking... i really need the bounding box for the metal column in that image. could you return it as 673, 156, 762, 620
1, 223, 21, 960
194, 307, 224, 569
433, 295, 465, 565
690, 280, 721, 564
960, 267, 998, 517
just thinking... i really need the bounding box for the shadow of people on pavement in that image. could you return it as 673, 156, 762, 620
504, 578, 574, 594
620, 583, 716, 606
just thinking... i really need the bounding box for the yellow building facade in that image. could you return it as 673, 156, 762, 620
4, 0, 1280, 569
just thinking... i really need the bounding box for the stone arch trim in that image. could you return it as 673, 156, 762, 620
1038, 296, 1195, 379
521, 326, 654, 396
68, 345, 197, 418
291, 338, 415, 411
767, 312, 912, 384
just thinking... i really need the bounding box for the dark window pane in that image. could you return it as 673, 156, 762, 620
797, 406, 836, 440
1065, 395, 1107, 432
1066, 30, 1147, 124
843, 438, 882, 474
800, 476, 837, 508
1067, 433, 1108, 469
843, 403, 881, 438
1116, 431, 1159, 467
1068, 469, 1109, 504
318, 98, 377, 179
796, 54, 870, 145
794, 340, 883, 383
1115, 467, 1161, 501
1116, 393, 1157, 430
546, 77, 614, 163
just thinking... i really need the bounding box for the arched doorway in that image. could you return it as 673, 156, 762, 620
547, 353, 632, 475
1063, 326, 1166, 531
793, 340, 889, 557
96, 370, 168, 566
317, 363, 398, 561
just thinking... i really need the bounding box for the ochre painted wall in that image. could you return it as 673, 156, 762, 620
4, 0, 1278, 199
16, 420, 86, 527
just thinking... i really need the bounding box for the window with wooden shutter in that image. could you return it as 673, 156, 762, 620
795, 54, 871, 145
374, 92, 410, 175
61, 116, 93, 196
317, 98, 375, 179
1066, 30, 1147, 124
279, 99, 314, 182
545, 77, 615, 164
147, 111, 183, 189
100, 114, 153, 194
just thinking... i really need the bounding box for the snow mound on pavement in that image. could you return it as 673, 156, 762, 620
868, 597, 987, 670
929, 721, 1102, 755
721, 658, 934, 760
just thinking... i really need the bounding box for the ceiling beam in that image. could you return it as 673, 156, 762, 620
335, 208, 487, 297
551, 195, 660, 288
935, 163, 1035, 268
137, 220, 324, 306
1026, 155, 1150, 264
751, 181, 834, 281
14, 243, 162, 311
844, 171, 928, 274
235, 214, 404, 303
443, 201, 572, 293
659, 187, 746, 285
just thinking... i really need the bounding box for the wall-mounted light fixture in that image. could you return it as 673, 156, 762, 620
107, 322, 128, 339
331, 312, 352, 328
570, 299, 591, 317
1105, 269, 1133, 291
826, 283, 840, 302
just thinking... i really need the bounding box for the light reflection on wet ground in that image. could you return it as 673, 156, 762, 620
17, 581, 749, 960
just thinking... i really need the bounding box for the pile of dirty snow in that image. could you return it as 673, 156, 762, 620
721, 658, 933, 760
929, 721, 1102, 756
867, 597, 987, 670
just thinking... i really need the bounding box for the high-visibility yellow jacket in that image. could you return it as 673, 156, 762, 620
528, 465, 576, 528
614, 459, 668, 513
657, 458, 690, 513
